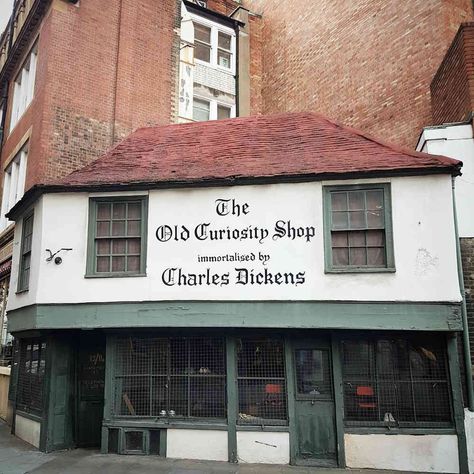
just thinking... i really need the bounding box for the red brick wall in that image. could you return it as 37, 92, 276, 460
243, 0, 473, 147
1, 0, 181, 189
431, 22, 474, 124
206, 0, 240, 15
249, 14, 263, 116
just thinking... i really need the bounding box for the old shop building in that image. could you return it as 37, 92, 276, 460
4, 113, 474, 472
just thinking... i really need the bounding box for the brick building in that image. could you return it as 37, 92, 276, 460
243, 0, 473, 148
0, 0, 262, 351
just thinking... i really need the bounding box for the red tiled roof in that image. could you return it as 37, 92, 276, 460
57, 112, 461, 187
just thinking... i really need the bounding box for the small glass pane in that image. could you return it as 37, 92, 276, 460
366, 230, 384, 247
127, 256, 140, 272
195, 42, 211, 62
194, 23, 211, 43
97, 203, 111, 220
128, 202, 141, 219
348, 231, 365, 247
332, 248, 349, 266
349, 211, 366, 229
218, 50, 231, 68
217, 105, 231, 120
127, 238, 141, 254
295, 349, 332, 397
367, 247, 385, 266
331, 192, 347, 211
112, 256, 126, 272
366, 190, 384, 210
112, 239, 126, 254
348, 191, 365, 210
350, 247, 367, 266
218, 32, 231, 49
112, 221, 125, 236
332, 211, 348, 230
96, 256, 110, 272
97, 240, 110, 255
193, 98, 210, 122
113, 203, 126, 219
97, 221, 110, 237
367, 210, 384, 228
127, 220, 140, 236
125, 431, 144, 452
331, 231, 348, 247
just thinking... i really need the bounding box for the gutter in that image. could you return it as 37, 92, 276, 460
452, 176, 474, 411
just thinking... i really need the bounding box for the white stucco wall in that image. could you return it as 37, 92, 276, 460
15, 414, 40, 448
465, 409, 474, 473
345, 434, 459, 473
166, 429, 227, 461
417, 123, 474, 238
236, 431, 290, 464
7, 175, 461, 310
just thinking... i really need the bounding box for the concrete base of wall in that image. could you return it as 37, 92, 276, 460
465, 408, 474, 473
14, 414, 40, 448
237, 431, 289, 464
166, 429, 227, 461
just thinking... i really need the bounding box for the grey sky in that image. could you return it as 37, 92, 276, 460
0, 0, 14, 36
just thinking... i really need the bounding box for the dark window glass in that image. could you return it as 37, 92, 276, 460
295, 349, 332, 397
237, 338, 287, 425
114, 336, 226, 419
18, 212, 34, 291
342, 335, 452, 427
194, 23, 211, 62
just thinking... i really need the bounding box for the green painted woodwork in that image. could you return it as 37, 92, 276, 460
86, 196, 148, 278
284, 337, 297, 465
225, 337, 238, 463
17, 210, 34, 293
331, 334, 345, 468
322, 183, 395, 273
45, 337, 75, 452
8, 301, 462, 333
292, 339, 337, 467
447, 334, 470, 474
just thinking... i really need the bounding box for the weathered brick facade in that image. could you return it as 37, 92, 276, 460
461, 238, 474, 368
243, 0, 473, 147
431, 22, 474, 124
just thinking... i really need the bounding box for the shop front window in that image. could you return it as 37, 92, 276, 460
113, 336, 226, 419
237, 338, 288, 425
342, 334, 452, 427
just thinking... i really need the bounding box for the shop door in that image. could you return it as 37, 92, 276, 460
293, 340, 337, 466
76, 336, 105, 447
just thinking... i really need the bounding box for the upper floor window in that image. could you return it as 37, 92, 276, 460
10, 42, 38, 132
192, 96, 234, 122
192, 17, 235, 72
323, 183, 395, 273
86, 196, 148, 277
0, 143, 28, 231
18, 211, 33, 292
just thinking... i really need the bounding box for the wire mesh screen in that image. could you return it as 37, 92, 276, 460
114, 336, 226, 419
342, 335, 452, 427
237, 338, 287, 425
17, 339, 47, 415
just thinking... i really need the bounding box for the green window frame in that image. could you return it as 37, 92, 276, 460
18, 211, 34, 292
86, 196, 148, 277
323, 183, 395, 273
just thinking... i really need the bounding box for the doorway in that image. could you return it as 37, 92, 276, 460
292, 339, 337, 466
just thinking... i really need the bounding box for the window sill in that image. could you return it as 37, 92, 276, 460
236, 425, 289, 432
84, 273, 147, 279
104, 419, 228, 430
344, 426, 455, 435
15, 289, 29, 295
325, 267, 396, 274
16, 410, 42, 423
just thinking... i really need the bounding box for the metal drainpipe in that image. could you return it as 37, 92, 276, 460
452, 176, 474, 411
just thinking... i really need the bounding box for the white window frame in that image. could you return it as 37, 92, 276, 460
192, 95, 235, 121
0, 143, 28, 231
9, 42, 38, 133
190, 14, 236, 74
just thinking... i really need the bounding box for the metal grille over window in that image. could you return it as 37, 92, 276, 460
342, 335, 452, 427
94, 199, 143, 274
330, 188, 386, 268
17, 339, 47, 415
114, 337, 226, 419
237, 338, 287, 425
18, 212, 34, 292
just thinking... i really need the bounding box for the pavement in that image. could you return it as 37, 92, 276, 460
0, 420, 418, 474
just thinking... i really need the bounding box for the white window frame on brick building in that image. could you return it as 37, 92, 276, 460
192, 95, 235, 121
9, 42, 38, 133
190, 14, 236, 74
0, 143, 28, 231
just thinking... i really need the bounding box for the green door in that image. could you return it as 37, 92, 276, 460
293, 340, 337, 467
76, 336, 105, 447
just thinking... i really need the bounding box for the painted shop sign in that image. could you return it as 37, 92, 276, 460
153, 189, 317, 291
